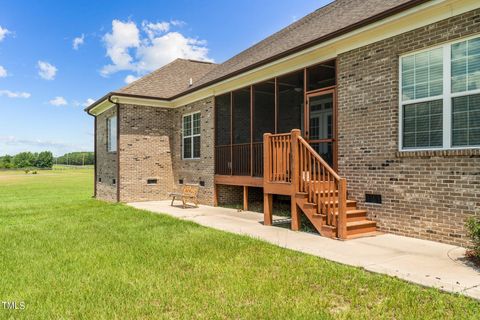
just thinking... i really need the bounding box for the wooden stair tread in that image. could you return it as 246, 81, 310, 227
315, 209, 367, 217
347, 220, 376, 228
324, 199, 357, 205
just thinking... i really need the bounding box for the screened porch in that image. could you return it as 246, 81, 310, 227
214, 59, 337, 181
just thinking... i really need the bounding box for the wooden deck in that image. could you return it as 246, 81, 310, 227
214, 130, 377, 240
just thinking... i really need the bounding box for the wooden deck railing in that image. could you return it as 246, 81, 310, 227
263, 133, 292, 183
232, 143, 251, 176
264, 130, 347, 239
214, 142, 264, 177
215, 145, 231, 175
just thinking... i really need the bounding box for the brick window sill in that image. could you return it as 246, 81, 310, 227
396, 149, 480, 158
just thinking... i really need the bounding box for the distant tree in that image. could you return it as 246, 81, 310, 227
0, 155, 13, 169
13, 152, 36, 168
35, 151, 54, 168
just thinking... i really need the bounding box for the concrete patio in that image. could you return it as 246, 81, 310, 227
128, 200, 480, 300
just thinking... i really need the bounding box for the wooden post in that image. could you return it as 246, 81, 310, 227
291, 198, 301, 231
213, 184, 218, 207
290, 129, 300, 192
263, 133, 272, 182
243, 186, 248, 211
337, 178, 348, 240
264, 193, 273, 226
290, 129, 301, 231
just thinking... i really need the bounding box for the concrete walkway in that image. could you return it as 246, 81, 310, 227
128, 200, 480, 300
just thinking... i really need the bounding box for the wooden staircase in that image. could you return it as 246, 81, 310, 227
263, 129, 377, 240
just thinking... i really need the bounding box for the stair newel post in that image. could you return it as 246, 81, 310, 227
338, 178, 348, 240
290, 129, 301, 231
263, 133, 273, 226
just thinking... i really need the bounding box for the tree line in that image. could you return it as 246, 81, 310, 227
55, 152, 94, 166
0, 151, 94, 169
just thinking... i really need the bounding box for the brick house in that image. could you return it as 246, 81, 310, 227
86, 0, 480, 246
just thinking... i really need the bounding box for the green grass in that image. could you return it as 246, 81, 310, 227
0, 169, 479, 319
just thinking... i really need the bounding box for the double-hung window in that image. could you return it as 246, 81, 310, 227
400, 35, 480, 150
107, 115, 117, 152
182, 112, 201, 159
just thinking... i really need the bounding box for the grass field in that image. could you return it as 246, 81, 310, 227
0, 168, 479, 319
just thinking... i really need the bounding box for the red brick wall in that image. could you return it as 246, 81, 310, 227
337, 9, 480, 246
118, 104, 175, 202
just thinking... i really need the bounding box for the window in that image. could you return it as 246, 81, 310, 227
182, 112, 201, 159
400, 35, 480, 150
107, 115, 117, 152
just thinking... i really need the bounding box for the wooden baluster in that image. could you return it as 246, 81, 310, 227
329, 173, 333, 227
273, 139, 276, 181
302, 146, 308, 193
327, 171, 331, 226
308, 152, 313, 202
317, 162, 321, 215
312, 156, 316, 206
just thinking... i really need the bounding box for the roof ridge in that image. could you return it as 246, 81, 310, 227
118, 58, 216, 93
117, 58, 185, 92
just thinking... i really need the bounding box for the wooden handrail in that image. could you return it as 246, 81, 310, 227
264, 129, 347, 239
297, 136, 341, 181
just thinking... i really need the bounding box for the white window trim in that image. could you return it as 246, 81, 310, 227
182, 111, 201, 160
107, 115, 117, 153
399, 33, 480, 152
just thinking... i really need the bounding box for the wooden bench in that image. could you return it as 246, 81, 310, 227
169, 184, 199, 208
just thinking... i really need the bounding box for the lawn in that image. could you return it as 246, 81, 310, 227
0, 169, 479, 319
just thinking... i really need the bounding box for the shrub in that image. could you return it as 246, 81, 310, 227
32, 171, 38, 174
466, 217, 480, 259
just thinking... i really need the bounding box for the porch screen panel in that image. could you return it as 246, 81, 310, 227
307, 60, 336, 91
277, 70, 304, 134
215, 93, 231, 175
252, 81, 275, 177
253, 81, 275, 141
232, 88, 251, 175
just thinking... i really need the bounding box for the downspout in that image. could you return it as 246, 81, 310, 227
108, 95, 121, 203
93, 116, 97, 198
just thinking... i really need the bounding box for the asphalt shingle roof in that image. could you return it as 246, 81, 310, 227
88, 0, 425, 111
115, 59, 216, 99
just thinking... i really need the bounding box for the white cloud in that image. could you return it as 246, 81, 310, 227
49, 96, 67, 106
124, 74, 139, 84
101, 20, 140, 76
0, 26, 10, 42
73, 34, 85, 50
72, 98, 96, 108
37, 61, 58, 80
142, 21, 170, 39
0, 66, 7, 78
82, 98, 95, 107
170, 20, 186, 27
0, 90, 31, 98
136, 32, 210, 73
101, 19, 212, 77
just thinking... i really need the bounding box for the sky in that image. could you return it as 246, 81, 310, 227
0, 0, 332, 156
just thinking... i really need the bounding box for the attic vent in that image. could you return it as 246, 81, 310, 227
189, 78, 193, 86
